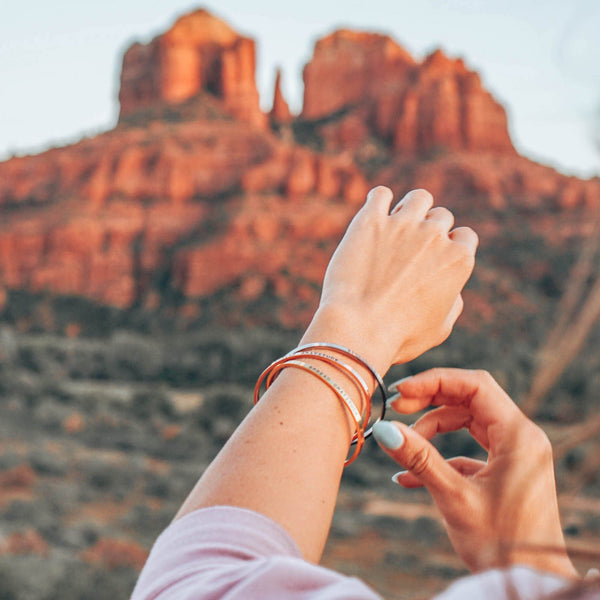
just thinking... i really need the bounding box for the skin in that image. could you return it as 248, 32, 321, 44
385, 368, 579, 579
174, 186, 478, 562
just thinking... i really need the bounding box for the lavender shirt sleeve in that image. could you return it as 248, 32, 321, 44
130, 505, 382, 600
432, 566, 570, 600
131, 505, 570, 600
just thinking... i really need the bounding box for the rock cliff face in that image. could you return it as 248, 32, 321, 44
302, 30, 416, 119
0, 117, 367, 311
0, 10, 597, 330
302, 32, 514, 154
118, 9, 265, 128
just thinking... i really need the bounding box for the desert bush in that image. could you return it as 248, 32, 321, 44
49, 563, 139, 600
0, 452, 22, 471
108, 332, 164, 380
143, 471, 172, 499
120, 503, 174, 543
195, 384, 250, 443
85, 458, 139, 497
28, 449, 68, 477
31, 402, 72, 433
130, 389, 174, 420
2, 500, 37, 523
65, 345, 111, 380
0, 558, 33, 600
147, 424, 209, 461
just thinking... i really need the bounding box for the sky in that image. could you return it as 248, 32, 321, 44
1, 0, 599, 178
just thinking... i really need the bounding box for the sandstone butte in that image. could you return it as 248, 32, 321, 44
302, 31, 514, 154
119, 8, 266, 129
0, 8, 597, 329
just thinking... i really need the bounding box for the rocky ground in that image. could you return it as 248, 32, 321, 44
0, 321, 598, 600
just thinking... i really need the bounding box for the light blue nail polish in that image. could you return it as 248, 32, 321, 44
373, 421, 405, 450
391, 471, 407, 485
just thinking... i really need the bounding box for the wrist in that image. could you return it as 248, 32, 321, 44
301, 304, 396, 379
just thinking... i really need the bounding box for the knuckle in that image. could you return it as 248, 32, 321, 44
439, 322, 453, 342
454, 239, 475, 263
474, 369, 494, 384
433, 206, 453, 220
423, 219, 447, 241
452, 486, 475, 516
370, 185, 391, 195
365, 186, 393, 209
429, 367, 447, 381
411, 188, 433, 201
526, 424, 553, 460
405, 446, 432, 477
465, 226, 479, 244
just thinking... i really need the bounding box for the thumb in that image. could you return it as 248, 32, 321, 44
373, 420, 465, 499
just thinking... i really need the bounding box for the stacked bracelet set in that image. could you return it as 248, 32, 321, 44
254, 343, 387, 466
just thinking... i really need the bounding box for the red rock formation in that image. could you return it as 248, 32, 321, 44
240, 144, 369, 202
172, 193, 354, 305
0, 100, 373, 312
302, 32, 515, 155
302, 30, 416, 119
388, 49, 514, 153
0, 10, 597, 330
118, 9, 266, 128
270, 68, 292, 123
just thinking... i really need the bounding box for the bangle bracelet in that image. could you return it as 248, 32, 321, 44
280, 351, 371, 444
256, 359, 365, 465
289, 343, 387, 439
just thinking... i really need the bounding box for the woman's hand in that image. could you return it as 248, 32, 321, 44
375, 368, 578, 579
314, 186, 477, 370
178, 186, 478, 563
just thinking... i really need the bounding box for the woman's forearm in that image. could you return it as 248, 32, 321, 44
174, 305, 392, 562
172, 187, 477, 563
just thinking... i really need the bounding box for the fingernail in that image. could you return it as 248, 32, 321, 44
586, 568, 600, 580
391, 471, 407, 485
387, 376, 411, 394
385, 392, 401, 411
373, 421, 405, 450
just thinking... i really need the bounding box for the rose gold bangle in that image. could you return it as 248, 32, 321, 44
289, 343, 387, 439
253, 343, 387, 466
267, 351, 371, 444
254, 358, 365, 465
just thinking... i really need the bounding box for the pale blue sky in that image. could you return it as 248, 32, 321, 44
1, 0, 599, 176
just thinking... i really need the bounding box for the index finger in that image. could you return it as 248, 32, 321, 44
389, 368, 521, 429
